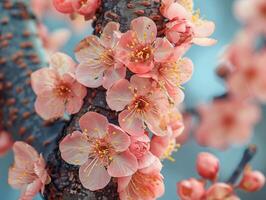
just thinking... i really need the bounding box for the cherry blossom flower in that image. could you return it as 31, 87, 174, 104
196, 152, 219, 181
75, 22, 126, 89
31, 52, 87, 120
106, 75, 170, 136
227, 52, 266, 102
141, 57, 193, 102
196, 99, 260, 149
117, 158, 164, 200
129, 133, 156, 169
177, 178, 205, 200
239, 167, 265, 192
116, 16, 175, 74
0, 131, 13, 157
52, 0, 75, 14
59, 112, 138, 191
8, 142, 50, 200
161, 0, 216, 47
235, 0, 266, 34
205, 183, 236, 200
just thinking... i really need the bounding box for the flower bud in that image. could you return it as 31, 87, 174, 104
177, 178, 205, 200
196, 152, 219, 180
239, 170, 265, 192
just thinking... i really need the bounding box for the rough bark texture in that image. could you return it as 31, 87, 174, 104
1, 0, 165, 199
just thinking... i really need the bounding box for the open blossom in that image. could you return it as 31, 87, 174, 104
8, 142, 50, 200
31, 52, 87, 120
196, 99, 260, 149
52, 0, 100, 19
59, 112, 138, 191
196, 152, 219, 181
129, 133, 156, 169
75, 22, 126, 89
106, 75, 170, 136
235, 0, 266, 34
161, 0, 216, 47
239, 168, 265, 192
116, 16, 175, 74
205, 183, 236, 200
177, 178, 205, 200
0, 131, 13, 156
227, 51, 266, 102
118, 158, 164, 200
141, 57, 193, 102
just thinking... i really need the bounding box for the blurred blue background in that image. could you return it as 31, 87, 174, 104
1, 0, 265, 199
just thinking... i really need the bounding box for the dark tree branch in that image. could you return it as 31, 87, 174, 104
227, 145, 257, 184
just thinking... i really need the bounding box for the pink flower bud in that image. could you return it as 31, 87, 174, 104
205, 183, 234, 200
52, 0, 75, 14
177, 178, 205, 200
239, 170, 265, 192
196, 152, 219, 181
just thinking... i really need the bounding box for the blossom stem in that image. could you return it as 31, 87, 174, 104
227, 144, 257, 184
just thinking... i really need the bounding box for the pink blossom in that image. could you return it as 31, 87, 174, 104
116, 16, 175, 74
59, 112, 138, 191
0, 131, 13, 157
235, 0, 266, 34
75, 22, 126, 89
106, 75, 170, 136
196, 99, 260, 149
239, 168, 265, 192
205, 183, 235, 200
52, 0, 75, 14
227, 51, 266, 102
196, 152, 220, 181
177, 178, 205, 200
161, 0, 216, 47
8, 142, 50, 200
176, 113, 193, 145
31, 52, 87, 120
72, 0, 101, 19
141, 57, 193, 102
30, 0, 52, 19
129, 133, 156, 169
118, 158, 164, 200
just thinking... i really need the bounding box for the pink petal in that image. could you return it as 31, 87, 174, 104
66, 96, 84, 115
79, 112, 108, 138
130, 75, 152, 95
13, 142, 39, 168
59, 131, 90, 165
107, 151, 138, 177
50, 52, 76, 75
194, 20, 215, 38
102, 67, 126, 89
75, 35, 105, 62
34, 92, 65, 120
127, 60, 154, 74
52, 0, 74, 13
177, 58, 194, 84
19, 179, 42, 200
193, 37, 217, 46
76, 62, 105, 88
164, 2, 189, 20
130, 17, 157, 44
108, 124, 130, 152
0, 131, 13, 156
100, 22, 120, 49
48, 29, 71, 53
79, 160, 111, 191
117, 176, 132, 192
118, 110, 145, 136
70, 80, 87, 98
154, 38, 175, 63
106, 79, 133, 111
31, 68, 58, 95
8, 167, 32, 189
138, 151, 156, 169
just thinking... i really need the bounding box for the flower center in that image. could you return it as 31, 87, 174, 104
244, 67, 257, 81
131, 45, 152, 63
79, 0, 88, 6
55, 83, 72, 98
100, 49, 115, 68
221, 114, 236, 129
162, 139, 180, 162
92, 138, 113, 165
259, 4, 266, 18
132, 96, 150, 113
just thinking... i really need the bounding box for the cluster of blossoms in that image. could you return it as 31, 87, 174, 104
177, 152, 265, 200
52, 0, 101, 20
190, 0, 266, 150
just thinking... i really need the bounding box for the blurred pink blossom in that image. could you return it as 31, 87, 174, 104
8, 142, 50, 200
0, 131, 13, 157
177, 178, 205, 200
